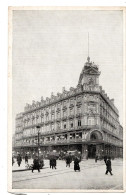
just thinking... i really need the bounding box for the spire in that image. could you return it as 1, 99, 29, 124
87, 32, 90, 63
88, 32, 89, 57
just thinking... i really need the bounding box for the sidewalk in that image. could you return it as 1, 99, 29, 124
12, 159, 50, 172
12, 159, 34, 172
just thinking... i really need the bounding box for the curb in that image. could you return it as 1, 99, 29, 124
12, 169, 31, 172
12, 166, 47, 172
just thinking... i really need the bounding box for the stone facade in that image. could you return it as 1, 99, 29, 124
14, 57, 123, 158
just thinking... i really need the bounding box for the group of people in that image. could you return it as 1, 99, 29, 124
12, 153, 29, 167
13, 152, 113, 176
32, 156, 44, 173
65, 153, 81, 172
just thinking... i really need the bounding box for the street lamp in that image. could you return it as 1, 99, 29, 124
36, 125, 41, 161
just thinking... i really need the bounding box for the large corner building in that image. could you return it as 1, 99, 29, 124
14, 56, 123, 159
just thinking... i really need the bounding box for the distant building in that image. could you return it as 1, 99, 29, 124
14, 56, 123, 158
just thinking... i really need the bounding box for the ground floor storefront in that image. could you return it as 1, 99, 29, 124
14, 142, 123, 160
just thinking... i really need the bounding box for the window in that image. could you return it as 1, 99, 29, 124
57, 112, 60, 119
51, 124, 54, 131
63, 101, 67, 106
78, 120, 81, 127
63, 110, 67, 117
51, 114, 55, 120
64, 124, 66, 129
71, 123, 73, 128
70, 98, 74, 104
57, 122, 60, 130
91, 133, 97, 140
70, 108, 74, 115
88, 117, 95, 125
70, 120, 73, 128
77, 106, 81, 114
46, 114, 49, 121
32, 117, 35, 125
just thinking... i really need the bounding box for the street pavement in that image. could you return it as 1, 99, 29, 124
12, 158, 123, 190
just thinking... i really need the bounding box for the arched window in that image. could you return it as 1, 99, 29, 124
91, 133, 97, 140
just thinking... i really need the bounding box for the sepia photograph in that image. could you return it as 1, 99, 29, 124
8, 7, 125, 192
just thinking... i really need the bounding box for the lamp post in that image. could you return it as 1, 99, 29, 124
36, 125, 40, 161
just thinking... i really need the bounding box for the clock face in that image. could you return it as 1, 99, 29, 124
88, 77, 94, 85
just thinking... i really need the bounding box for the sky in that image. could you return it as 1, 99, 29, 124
12, 10, 123, 133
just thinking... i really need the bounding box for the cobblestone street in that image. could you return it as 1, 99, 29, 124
12, 158, 123, 190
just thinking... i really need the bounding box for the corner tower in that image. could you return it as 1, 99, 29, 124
78, 57, 101, 90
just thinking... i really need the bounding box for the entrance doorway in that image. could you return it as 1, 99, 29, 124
88, 145, 96, 158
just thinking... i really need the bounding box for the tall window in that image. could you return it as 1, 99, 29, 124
70, 120, 73, 128
57, 122, 60, 130
78, 120, 81, 127
32, 117, 35, 125
77, 106, 81, 114
51, 114, 55, 120
51, 123, 54, 131
70, 108, 74, 115
46, 114, 49, 121
91, 133, 97, 140
88, 117, 95, 125
57, 112, 60, 119
64, 122, 67, 129
63, 110, 67, 117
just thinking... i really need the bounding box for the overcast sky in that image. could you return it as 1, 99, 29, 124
12, 10, 123, 133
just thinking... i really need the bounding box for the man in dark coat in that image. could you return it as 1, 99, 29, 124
50, 158, 53, 169
25, 154, 28, 164
17, 154, 22, 167
74, 157, 80, 172
105, 157, 113, 175
66, 155, 71, 167
32, 156, 40, 173
52, 158, 57, 169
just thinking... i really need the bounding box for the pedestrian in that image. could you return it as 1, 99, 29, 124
25, 154, 28, 164
52, 157, 57, 169
105, 156, 113, 175
104, 155, 107, 164
17, 154, 22, 167
65, 155, 71, 167
32, 156, 40, 173
74, 156, 80, 172
95, 155, 98, 163
50, 157, 53, 169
